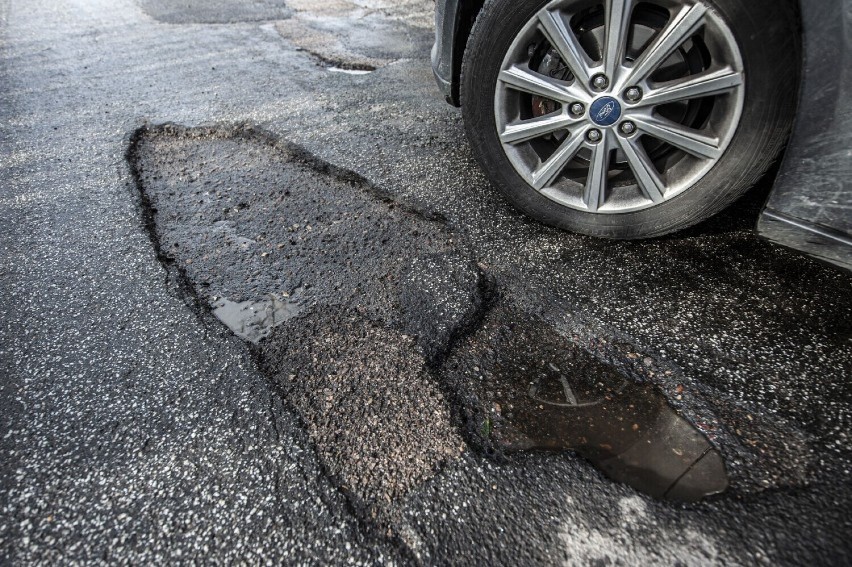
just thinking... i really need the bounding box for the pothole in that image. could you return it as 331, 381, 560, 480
493, 334, 728, 502
128, 123, 472, 534
128, 122, 730, 541
136, 0, 293, 24
442, 303, 729, 503
275, 2, 432, 72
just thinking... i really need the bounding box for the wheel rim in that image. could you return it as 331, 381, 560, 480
494, 0, 745, 214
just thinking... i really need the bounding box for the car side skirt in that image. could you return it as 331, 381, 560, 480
759, 210, 852, 271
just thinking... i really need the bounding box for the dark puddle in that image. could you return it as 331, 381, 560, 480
487, 324, 728, 503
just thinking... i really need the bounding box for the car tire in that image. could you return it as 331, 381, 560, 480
461, 0, 801, 239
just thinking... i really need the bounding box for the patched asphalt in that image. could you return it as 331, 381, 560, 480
137, 0, 293, 24
2, 0, 852, 564
128, 123, 468, 533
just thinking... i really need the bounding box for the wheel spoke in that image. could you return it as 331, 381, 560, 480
499, 65, 584, 103
617, 136, 666, 203
537, 9, 594, 89
584, 135, 610, 211
625, 3, 707, 86
531, 127, 589, 190
633, 115, 722, 159
603, 0, 635, 81
638, 67, 743, 107
500, 112, 579, 145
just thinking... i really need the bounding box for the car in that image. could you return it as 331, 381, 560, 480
432, 0, 852, 271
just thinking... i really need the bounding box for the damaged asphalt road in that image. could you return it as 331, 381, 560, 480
2, 0, 852, 564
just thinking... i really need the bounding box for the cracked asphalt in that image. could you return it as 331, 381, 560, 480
1, 0, 851, 564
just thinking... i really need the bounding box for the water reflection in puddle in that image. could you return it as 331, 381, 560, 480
490, 331, 728, 503
212, 289, 304, 344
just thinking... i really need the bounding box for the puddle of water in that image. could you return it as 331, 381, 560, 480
212, 289, 304, 344
489, 329, 728, 503
327, 66, 373, 75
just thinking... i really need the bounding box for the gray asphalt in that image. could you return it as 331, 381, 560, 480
1, 0, 851, 565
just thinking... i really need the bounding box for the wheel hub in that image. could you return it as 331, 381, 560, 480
589, 96, 622, 127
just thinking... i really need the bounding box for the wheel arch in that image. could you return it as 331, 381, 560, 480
433, 0, 486, 106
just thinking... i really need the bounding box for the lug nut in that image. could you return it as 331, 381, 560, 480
592, 74, 609, 91
620, 121, 636, 136
625, 87, 643, 102
587, 129, 603, 143
570, 103, 585, 116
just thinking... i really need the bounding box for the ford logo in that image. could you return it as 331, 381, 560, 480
596, 101, 616, 122
589, 97, 622, 126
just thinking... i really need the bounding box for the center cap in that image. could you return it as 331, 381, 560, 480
589, 97, 622, 127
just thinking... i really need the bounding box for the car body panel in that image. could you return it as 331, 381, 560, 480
431, 0, 456, 103
431, 0, 466, 106
757, 0, 852, 271
433, 0, 852, 271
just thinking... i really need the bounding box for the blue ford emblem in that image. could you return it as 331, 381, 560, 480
589, 97, 622, 127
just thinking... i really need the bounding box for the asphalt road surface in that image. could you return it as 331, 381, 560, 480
1, 0, 851, 564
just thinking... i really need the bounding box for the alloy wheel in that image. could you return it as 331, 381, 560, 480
494, 0, 745, 213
